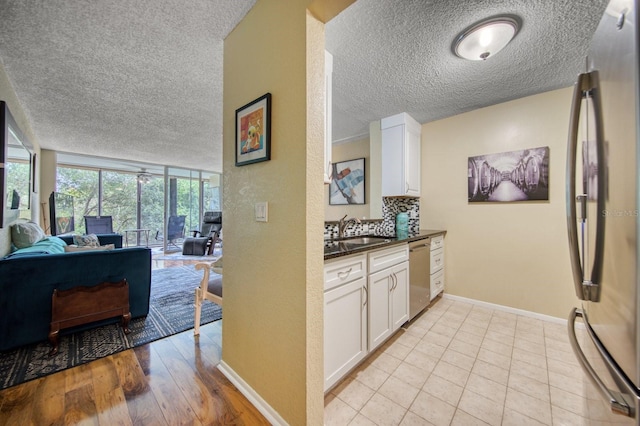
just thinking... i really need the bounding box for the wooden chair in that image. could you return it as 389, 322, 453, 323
194, 258, 223, 336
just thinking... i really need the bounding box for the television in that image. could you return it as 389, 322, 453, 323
49, 192, 75, 236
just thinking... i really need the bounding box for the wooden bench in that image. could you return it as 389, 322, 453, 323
48, 279, 131, 355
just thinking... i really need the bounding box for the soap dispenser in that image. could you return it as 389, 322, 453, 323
395, 212, 408, 239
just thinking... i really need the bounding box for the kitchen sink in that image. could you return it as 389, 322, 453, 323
341, 236, 391, 246
324, 236, 392, 256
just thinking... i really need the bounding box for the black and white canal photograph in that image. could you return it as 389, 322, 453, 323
468, 146, 549, 202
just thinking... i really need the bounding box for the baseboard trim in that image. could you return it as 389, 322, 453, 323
217, 361, 288, 426
441, 293, 571, 325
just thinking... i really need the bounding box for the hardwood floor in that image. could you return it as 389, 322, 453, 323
0, 252, 269, 426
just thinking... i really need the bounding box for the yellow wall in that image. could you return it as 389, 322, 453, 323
222, 1, 336, 423
0, 61, 40, 255
421, 87, 580, 318
324, 137, 371, 220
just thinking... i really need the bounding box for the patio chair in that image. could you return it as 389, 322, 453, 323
194, 258, 222, 336
84, 216, 113, 234
166, 215, 186, 248
190, 211, 222, 255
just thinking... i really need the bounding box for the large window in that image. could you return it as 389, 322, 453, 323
56, 167, 99, 234
102, 171, 137, 232
56, 158, 219, 250
140, 177, 164, 240
202, 173, 221, 212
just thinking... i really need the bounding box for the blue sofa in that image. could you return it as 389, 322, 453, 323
0, 234, 152, 352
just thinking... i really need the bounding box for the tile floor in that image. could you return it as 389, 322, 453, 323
324, 296, 632, 425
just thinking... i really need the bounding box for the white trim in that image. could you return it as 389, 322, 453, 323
217, 361, 288, 426
442, 293, 569, 325
332, 132, 370, 145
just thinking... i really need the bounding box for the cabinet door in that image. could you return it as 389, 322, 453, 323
390, 262, 409, 330
405, 125, 421, 196
381, 124, 405, 196
368, 269, 392, 351
324, 276, 367, 391
381, 113, 421, 197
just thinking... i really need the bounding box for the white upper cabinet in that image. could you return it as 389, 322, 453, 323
381, 113, 421, 197
324, 50, 333, 184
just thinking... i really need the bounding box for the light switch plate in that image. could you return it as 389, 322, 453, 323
255, 202, 268, 222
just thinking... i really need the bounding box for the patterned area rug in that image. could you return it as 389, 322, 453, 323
0, 266, 222, 390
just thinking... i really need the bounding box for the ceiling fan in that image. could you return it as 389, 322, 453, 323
136, 168, 153, 184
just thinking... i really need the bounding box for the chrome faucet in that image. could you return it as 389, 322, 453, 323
338, 214, 361, 238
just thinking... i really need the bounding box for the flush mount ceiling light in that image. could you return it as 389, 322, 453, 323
454, 16, 520, 61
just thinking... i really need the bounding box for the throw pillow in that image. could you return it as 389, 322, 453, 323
64, 244, 115, 252
11, 221, 46, 249
73, 233, 100, 247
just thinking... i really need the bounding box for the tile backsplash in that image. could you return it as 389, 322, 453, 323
323, 220, 378, 240
381, 197, 420, 235
324, 197, 420, 239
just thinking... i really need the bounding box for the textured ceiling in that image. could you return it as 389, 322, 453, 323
0, 0, 255, 173
0, 0, 608, 173
326, 0, 608, 143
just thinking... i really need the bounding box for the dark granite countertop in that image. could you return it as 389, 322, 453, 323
324, 229, 446, 260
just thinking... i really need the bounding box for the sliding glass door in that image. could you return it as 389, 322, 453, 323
164, 167, 200, 252
101, 171, 137, 233
140, 177, 164, 244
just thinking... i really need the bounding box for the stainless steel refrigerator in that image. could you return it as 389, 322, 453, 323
566, 0, 640, 422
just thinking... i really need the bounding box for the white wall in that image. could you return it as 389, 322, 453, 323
0, 62, 40, 255
421, 88, 580, 319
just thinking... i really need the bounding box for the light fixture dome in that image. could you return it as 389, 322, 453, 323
454, 16, 520, 61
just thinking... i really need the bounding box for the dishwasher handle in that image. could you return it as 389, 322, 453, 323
409, 240, 430, 252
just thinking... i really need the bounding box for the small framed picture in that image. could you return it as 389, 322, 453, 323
235, 93, 271, 166
329, 158, 365, 205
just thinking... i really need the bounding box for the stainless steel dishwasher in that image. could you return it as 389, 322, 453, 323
409, 237, 431, 320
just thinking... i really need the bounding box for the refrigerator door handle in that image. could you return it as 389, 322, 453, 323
566, 71, 606, 302
567, 73, 590, 300
568, 308, 637, 418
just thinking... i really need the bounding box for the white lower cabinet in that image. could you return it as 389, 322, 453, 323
367, 244, 410, 352
430, 234, 446, 300
368, 261, 409, 351
324, 244, 409, 392
324, 254, 368, 392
